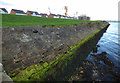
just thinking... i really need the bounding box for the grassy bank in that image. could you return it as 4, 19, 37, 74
2, 14, 100, 27
2, 14, 109, 81
10, 24, 109, 82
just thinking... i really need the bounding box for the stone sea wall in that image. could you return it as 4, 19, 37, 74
2, 22, 109, 80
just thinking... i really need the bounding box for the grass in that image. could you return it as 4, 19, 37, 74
2, 14, 100, 27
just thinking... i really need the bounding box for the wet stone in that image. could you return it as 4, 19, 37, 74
93, 46, 98, 53
33, 30, 38, 33
96, 45, 100, 47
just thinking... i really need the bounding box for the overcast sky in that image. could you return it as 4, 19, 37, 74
0, 0, 119, 20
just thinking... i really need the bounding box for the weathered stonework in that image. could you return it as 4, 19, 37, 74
2, 22, 109, 77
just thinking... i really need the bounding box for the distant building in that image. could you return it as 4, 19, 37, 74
64, 16, 68, 19
69, 16, 74, 19
0, 8, 8, 14
57, 14, 70, 19
57, 14, 61, 18
67, 16, 71, 19
40, 13, 48, 17
70, 17, 74, 19
26, 11, 41, 17
10, 9, 27, 15
78, 15, 90, 20
57, 14, 65, 19
87, 17, 90, 20
48, 13, 59, 18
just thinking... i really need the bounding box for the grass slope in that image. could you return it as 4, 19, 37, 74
2, 14, 98, 27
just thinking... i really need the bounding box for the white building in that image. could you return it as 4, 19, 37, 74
26, 11, 41, 17
0, 8, 8, 14
52, 14, 59, 18
10, 9, 27, 15
61, 15, 64, 18
78, 15, 90, 20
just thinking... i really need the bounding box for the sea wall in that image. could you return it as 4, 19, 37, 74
2, 22, 109, 81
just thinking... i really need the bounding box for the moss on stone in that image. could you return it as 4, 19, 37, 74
10, 24, 109, 82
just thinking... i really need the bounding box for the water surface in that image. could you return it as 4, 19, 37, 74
69, 22, 120, 81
